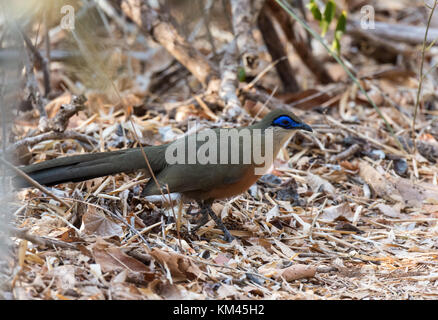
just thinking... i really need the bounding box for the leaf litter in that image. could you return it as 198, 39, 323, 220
5, 1, 438, 300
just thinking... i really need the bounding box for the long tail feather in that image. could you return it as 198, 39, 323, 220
14, 146, 166, 188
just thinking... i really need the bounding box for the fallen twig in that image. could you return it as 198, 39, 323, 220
11, 130, 97, 152
330, 143, 361, 162
8, 226, 77, 249
1, 157, 71, 208
38, 95, 86, 133
349, 19, 438, 46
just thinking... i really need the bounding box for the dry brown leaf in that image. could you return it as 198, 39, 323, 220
273, 239, 295, 258
91, 239, 149, 273
111, 283, 147, 300
325, 63, 348, 81
418, 133, 438, 143
359, 161, 438, 207
258, 261, 281, 278
392, 178, 438, 207
242, 285, 265, 297
306, 173, 335, 194
175, 104, 200, 122
44, 93, 72, 118
422, 204, 438, 214
213, 253, 230, 266
57, 228, 82, 243
150, 248, 204, 281
375, 203, 405, 218
359, 162, 398, 200
243, 99, 270, 118
321, 203, 354, 222
276, 264, 317, 281
216, 284, 242, 299
340, 161, 359, 171
49, 265, 77, 291
82, 206, 124, 238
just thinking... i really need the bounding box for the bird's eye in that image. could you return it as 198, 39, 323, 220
273, 115, 294, 128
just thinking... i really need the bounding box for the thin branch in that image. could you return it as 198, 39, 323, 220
268, 0, 333, 84
19, 29, 51, 98
1, 157, 71, 207
349, 19, 438, 45
412, 0, 438, 154
38, 95, 86, 133
10, 130, 97, 152
8, 226, 78, 249
330, 143, 361, 162
257, 3, 300, 92
346, 20, 413, 57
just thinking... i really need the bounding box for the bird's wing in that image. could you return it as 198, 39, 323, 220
141, 127, 263, 196
141, 163, 253, 196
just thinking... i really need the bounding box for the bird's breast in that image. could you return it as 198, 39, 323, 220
183, 165, 261, 201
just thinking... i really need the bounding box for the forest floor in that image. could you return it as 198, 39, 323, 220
3, 0, 438, 299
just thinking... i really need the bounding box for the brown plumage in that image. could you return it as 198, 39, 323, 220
15, 109, 312, 241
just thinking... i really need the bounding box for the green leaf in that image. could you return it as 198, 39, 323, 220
331, 37, 340, 55
331, 10, 347, 52
321, 0, 336, 36
324, 0, 336, 24
237, 67, 246, 82
307, 0, 322, 22
335, 10, 347, 33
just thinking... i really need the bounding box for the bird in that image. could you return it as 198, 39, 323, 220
14, 109, 312, 242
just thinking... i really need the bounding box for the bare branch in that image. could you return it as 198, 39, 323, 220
20, 29, 51, 98
8, 226, 78, 249
120, 0, 219, 87
11, 130, 97, 152
257, 3, 299, 92
268, 0, 333, 84
38, 95, 86, 133
348, 19, 438, 46
0, 157, 71, 207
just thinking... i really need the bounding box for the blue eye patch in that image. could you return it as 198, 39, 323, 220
272, 115, 300, 129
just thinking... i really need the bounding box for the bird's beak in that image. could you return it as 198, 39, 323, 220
299, 123, 313, 132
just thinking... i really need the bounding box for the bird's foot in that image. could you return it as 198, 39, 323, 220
222, 229, 235, 243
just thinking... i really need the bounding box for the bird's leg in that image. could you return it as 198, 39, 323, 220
186, 203, 202, 216
191, 201, 234, 242
191, 213, 210, 233
186, 203, 195, 215
204, 203, 234, 243
191, 201, 210, 233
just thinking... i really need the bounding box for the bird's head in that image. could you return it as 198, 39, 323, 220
256, 109, 313, 133
247, 109, 313, 169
